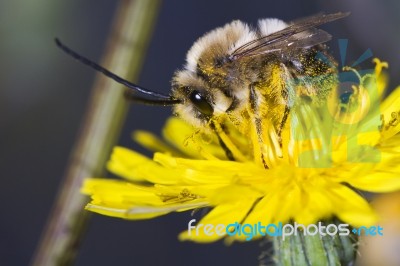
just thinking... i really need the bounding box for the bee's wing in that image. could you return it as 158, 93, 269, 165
229, 12, 349, 60
233, 28, 333, 58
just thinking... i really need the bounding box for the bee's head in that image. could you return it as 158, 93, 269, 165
122, 17, 287, 127
171, 70, 234, 128
170, 20, 257, 128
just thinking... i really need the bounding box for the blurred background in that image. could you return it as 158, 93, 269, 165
0, 0, 399, 265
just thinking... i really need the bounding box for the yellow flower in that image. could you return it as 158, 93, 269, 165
82, 59, 400, 243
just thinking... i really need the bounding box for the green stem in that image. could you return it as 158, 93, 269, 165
31, 0, 161, 265
270, 222, 356, 266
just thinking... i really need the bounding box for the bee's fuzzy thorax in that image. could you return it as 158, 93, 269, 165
184, 20, 256, 74
257, 18, 287, 36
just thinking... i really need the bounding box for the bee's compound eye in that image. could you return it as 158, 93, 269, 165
189, 90, 213, 116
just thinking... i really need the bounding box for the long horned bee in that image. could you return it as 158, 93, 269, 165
56, 12, 349, 167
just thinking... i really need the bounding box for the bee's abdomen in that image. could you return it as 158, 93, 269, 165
284, 48, 338, 103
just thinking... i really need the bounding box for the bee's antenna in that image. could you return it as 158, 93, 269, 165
55, 38, 173, 100
124, 90, 181, 106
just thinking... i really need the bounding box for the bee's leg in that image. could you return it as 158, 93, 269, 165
277, 105, 290, 147
210, 121, 234, 160
217, 134, 235, 161
210, 121, 246, 161
249, 84, 269, 169
276, 86, 291, 147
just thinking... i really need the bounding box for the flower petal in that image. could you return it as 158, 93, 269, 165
107, 147, 183, 184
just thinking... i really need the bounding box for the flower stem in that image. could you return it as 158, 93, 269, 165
31, 0, 161, 265
270, 222, 356, 266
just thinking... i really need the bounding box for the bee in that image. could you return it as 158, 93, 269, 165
56, 12, 348, 167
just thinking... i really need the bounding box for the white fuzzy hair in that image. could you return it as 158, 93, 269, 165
184, 18, 288, 73
257, 18, 287, 36
185, 20, 256, 72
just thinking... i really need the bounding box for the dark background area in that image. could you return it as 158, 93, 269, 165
0, 0, 399, 265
